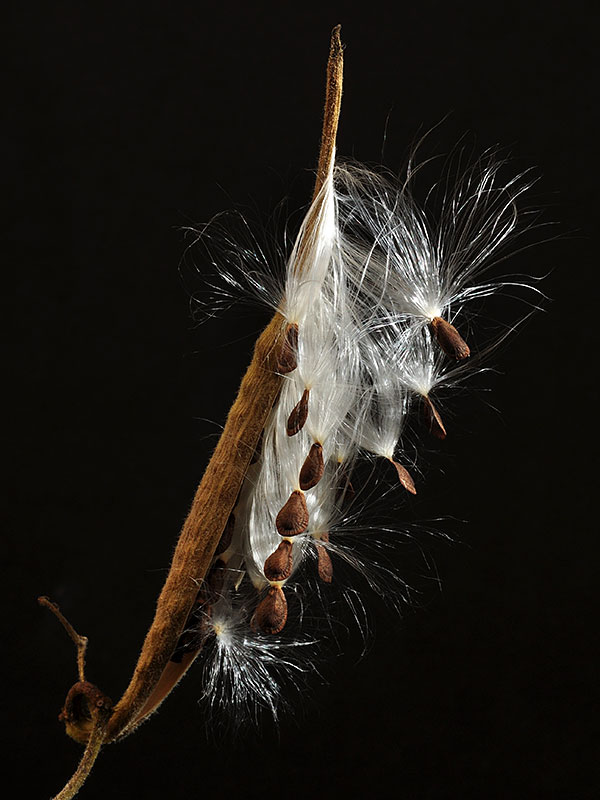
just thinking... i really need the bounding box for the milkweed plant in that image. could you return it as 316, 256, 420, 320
40, 26, 544, 799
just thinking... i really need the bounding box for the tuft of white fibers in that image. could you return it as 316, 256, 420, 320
182, 141, 541, 727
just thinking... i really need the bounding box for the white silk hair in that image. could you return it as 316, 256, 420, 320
181, 145, 539, 726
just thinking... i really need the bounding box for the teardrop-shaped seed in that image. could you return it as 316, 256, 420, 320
422, 395, 447, 440
276, 489, 309, 536
430, 316, 470, 360
390, 459, 417, 495
286, 388, 310, 436
316, 544, 333, 583
299, 442, 324, 490
252, 585, 288, 635
277, 323, 299, 373
215, 513, 235, 555
264, 539, 294, 582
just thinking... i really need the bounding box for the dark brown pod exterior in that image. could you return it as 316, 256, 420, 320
286, 388, 310, 436
390, 459, 417, 495
276, 490, 309, 536
430, 316, 470, 360
252, 585, 288, 635
264, 539, 294, 582
422, 395, 447, 440
215, 513, 235, 555
299, 442, 324, 490
277, 323, 299, 374
316, 544, 333, 583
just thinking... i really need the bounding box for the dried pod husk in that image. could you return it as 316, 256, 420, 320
430, 316, 470, 360
286, 388, 310, 436
422, 395, 447, 440
277, 323, 299, 373
264, 539, 294, 582
215, 513, 235, 555
276, 490, 309, 536
316, 543, 333, 583
299, 442, 324, 490
336, 470, 355, 505
206, 559, 226, 601
252, 585, 288, 635
390, 459, 417, 495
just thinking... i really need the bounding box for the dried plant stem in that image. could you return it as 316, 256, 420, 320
52, 708, 110, 800
38, 596, 88, 682
46, 25, 345, 784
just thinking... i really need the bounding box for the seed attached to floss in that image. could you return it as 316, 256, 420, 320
252, 585, 288, 635
390, 459, 417, 495
430, 316, 470, 360
287, 388, 310, 436
276, 490, 309, 536
277, 323, 299, 374
264, 539, 294, 582
299, 442, 324, 490
316, 544, 333, 583
422, 395, 447, 440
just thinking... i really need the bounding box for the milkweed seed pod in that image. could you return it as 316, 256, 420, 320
183, 144, 541, 726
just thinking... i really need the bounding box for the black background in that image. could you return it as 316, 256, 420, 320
7, 2, 598, 798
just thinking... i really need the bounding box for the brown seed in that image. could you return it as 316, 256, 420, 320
286, 388, 310, 436
276, 489, 309, 536
276, 323, 299, 374
422, 395, 447, 440
299, 442, 324, 490
264, 539, 294, 582
252, 585, 288, 635
316, 544, 333, 583
215, 513, 235, 555
390, 459, 417, 495
430, 316, 470, 360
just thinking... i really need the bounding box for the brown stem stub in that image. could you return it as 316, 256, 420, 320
277, 323, 299, 374
422, 395, 447, 440
299, 442, 324, 490
316, 544, 333, 583
59, 681, 113, 745
430, 316, 470, 360
252, 585, 288, 635
390, 459, 417, 495
287, 388, 310, 436
276, 490, 309, 536
264, 539, 294, 582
